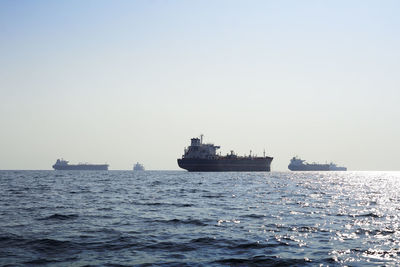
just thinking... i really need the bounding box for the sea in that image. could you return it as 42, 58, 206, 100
1, 170, 400, 266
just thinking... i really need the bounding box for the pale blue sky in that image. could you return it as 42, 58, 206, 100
1, 0, 399, 170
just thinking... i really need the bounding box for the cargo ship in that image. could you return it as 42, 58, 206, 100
177, 136, 273, 172
288, 157, 347, 171
133, 162, 145, 171
52, 159, 109, 170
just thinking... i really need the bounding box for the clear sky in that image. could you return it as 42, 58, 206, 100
1, 0, 399, 170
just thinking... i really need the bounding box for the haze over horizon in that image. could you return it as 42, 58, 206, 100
1, 1, 399, 171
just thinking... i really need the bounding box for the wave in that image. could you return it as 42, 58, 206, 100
0, 235, 79, 255
38, 214, 79, 220
202, 193, 225, 198
88, 237, 141, 251
24, 258, 65, 264
353, 212, 383, 218
354, 227, 396, 236
0, 233, 26, 246
144, 241, 196, 252
213, 255, 312, 266
243, 213, 266, 219
232, 242, 284, 249
132, 202, 194, 208
27, 238, 74, 251
189, 237, 218, 245
152, 218, 208, 226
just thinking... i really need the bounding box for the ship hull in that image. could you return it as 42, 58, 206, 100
288, 165, 329, 171
329, 166, 347, 171
288, 164, 347, 171
177, 157, 273, 172
52, 164, 108, 171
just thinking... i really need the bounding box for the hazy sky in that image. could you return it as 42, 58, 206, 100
1, 0, 399, 170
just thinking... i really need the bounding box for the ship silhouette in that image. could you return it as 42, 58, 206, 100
177, 135, 273, 172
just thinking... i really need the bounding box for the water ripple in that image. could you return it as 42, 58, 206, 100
1, 170, 400, 265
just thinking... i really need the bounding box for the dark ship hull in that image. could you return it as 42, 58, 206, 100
53, 164, 108, 171
288, 164, 330, 171
178, 157, 273, 172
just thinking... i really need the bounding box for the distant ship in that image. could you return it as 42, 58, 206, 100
177, 136, 273, 172
52, 159, 109, 170
288, 157, 347, 171
133, 162, 145, 171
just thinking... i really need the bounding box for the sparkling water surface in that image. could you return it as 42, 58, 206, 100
1, 170, 400, 266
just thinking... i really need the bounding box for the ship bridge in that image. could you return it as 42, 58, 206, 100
184, 136, 220, 159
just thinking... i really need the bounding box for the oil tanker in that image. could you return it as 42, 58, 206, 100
52, 159, 109, 170
177, 136, 273, 172
288, 157, 346, 171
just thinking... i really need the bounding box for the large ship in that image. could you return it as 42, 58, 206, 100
177, 136, 273, 172
288, 157, 347, 171
133, 162, 145, 171
52, 159, 109, 170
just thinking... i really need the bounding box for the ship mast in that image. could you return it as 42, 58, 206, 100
200, 134, 204, 144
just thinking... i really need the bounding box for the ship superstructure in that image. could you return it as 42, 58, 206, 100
52, 159, 109, 170
288, 157, 346, 171
177, 136, 273, 172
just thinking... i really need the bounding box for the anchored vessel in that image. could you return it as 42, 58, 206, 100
288, 157, 347, 171
133, 162, 145, 171
177, 136, 273, 172
52, 159, 109, 170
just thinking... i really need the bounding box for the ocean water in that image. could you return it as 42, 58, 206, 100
1, 171, 400, 266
